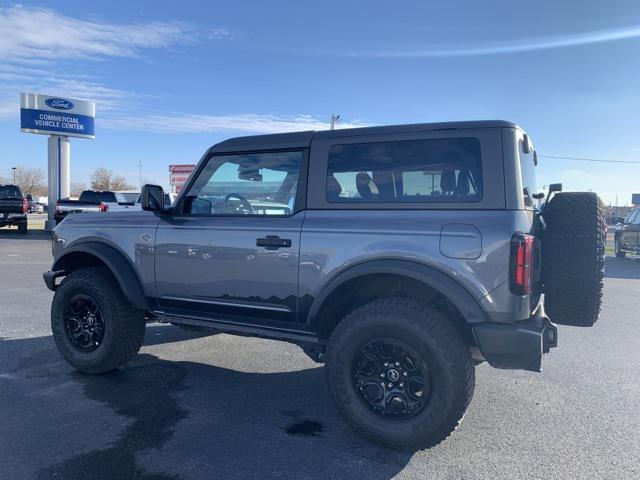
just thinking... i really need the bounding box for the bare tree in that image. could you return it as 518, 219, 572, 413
12, 167, 46, 196
70, 181, 87, 196
90, 167, 135, 191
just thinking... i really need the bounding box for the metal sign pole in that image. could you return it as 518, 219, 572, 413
45, 135, 70, 232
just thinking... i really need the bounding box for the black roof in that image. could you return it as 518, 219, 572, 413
209, 120, 519, 153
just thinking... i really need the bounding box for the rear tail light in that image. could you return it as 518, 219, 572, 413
99, 202, 108, 212
22, 198, 28, 213
510, 233, 535, 295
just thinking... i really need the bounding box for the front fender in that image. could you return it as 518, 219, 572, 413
50, 241, 149, 310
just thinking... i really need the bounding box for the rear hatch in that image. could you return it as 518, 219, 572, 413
0, 186, 25, 214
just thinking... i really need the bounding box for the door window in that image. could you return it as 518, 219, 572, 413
182, 151, 303, 216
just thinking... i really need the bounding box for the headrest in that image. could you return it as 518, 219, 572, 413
356, 172, 374, 198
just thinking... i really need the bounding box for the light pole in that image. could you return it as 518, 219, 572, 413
11, 166, 16, 184
330, 114, 340, 130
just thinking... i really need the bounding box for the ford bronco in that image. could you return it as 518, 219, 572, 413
43, 120, 605, 449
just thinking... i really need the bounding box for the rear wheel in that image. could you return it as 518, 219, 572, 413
325, 298, 474, 450
51, 267, 146, 373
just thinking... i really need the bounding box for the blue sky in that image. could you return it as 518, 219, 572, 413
1, 0, 639, 204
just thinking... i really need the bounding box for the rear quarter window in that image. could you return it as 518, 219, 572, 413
326, 137, 482, 204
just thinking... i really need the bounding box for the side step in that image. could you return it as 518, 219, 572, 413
153, 311, 322, 345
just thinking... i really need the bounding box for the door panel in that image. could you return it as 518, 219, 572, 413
154, 149, 306, 325
155, 214, 304, 323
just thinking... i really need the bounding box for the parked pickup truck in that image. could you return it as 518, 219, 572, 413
44, 120, 605, 450
0, 184, 28, 234
55, 190, 135, 223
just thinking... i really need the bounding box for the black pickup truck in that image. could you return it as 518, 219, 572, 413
0, 184, 28, 234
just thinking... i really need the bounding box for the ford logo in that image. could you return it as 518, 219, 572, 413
45, 98, 74, 110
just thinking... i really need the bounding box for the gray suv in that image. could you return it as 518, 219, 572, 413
44, 120, 606, 449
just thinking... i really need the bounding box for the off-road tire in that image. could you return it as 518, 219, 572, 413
18, 222, 27, 234
325, 297, 475, 450
615, 237, 626, 258
542, 192, 606, 327
51, 267, 146, 373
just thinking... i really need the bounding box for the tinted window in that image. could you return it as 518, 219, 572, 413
183, 151, 302, 216
0, 185, 21, 198
79, 191, 117, 203
519, 137, 538, 208
326, 137, 482, 203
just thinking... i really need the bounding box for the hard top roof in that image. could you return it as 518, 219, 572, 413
209, 120, 519, 153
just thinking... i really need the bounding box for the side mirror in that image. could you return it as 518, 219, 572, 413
141, 184, 165, 212
548, 183, 563, 194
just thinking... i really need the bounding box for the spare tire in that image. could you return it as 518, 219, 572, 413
542, 192, 606, 327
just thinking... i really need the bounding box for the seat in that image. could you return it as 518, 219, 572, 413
455, 169, 471, 196
440, 169, 456, 196
356, 172, 377, 200
327, 175, 343, 201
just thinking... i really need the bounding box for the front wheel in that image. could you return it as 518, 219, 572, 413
325, 298, 475, 450
615, 238, 626, 258
51, 267, 146, 373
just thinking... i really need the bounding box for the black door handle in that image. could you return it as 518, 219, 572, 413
256, 235, 292, 250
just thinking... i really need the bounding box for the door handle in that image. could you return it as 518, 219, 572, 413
256, 235, 292, 250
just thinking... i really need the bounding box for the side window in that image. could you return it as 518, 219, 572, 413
632, 210, 640, 224
519, 135, 538, 208
326, 137, 482, 203
182, 151, 302, 216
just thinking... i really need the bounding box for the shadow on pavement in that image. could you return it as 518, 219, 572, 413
605, 255, 640, 280
0, 325, 411, 480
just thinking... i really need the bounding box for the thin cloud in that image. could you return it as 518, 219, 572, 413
101, 112, 368, 134
0, 5, 230, 63
286, 25, 640, 58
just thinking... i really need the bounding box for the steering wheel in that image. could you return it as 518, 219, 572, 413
224, 193, 254, 214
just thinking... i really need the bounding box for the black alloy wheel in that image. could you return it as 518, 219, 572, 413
63, 294, 105, 352
352, 338, 431, 420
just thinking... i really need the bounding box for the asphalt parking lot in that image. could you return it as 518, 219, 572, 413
1, 231, 639, 480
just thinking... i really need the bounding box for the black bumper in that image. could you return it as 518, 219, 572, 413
0, 214, 27, 226
43, 270, 65, 291
472, 315, 558, 372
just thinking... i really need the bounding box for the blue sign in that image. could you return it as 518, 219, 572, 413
44, 97, 75, 110
20, 93, 95, 139
20, 109, 95, 137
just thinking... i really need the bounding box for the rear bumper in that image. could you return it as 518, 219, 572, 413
472, 314, 558, 372
0, 214, 27, 226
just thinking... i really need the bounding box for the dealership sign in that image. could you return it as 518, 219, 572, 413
169, 164, 195, 193
20, 93, 95, 139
